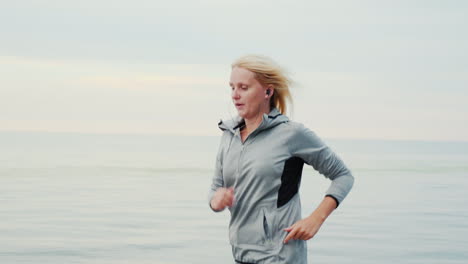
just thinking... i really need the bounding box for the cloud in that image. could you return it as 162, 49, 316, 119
1, 2, 467, 140
77, 75, 224, 91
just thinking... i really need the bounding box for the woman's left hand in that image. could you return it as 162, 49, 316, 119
283, 213, 325, 244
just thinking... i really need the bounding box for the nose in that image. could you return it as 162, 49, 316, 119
231, 87, 240, 100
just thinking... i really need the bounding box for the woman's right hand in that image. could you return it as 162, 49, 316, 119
210, 187, 235, 211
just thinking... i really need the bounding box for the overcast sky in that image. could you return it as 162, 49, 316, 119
1, 0, 467, 141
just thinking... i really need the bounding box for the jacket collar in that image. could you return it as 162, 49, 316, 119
217, 107, 289, 135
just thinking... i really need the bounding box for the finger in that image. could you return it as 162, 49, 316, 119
283, 229, 297, 244
221, 189, 230, 200
217, 188, 227, 195
293, 229, 303, 240
222, 196, 231, 206
215, 190, 226, 201
226, 196, 234, 207
227, 191, 234, 202
224, 192, 235, 205
298, 232, 309, 240
224, 192, 233, 204
283, 226, 293, 232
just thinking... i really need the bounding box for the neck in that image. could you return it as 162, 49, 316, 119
243, 106, 271, 133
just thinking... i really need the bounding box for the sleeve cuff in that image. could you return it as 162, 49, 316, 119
325, 194, 340, 209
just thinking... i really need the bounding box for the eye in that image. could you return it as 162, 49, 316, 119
241, 86, 248, 90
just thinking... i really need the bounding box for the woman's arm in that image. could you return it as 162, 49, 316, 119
283, 123, 354, 243
283, 195, 336, 244
289, 123, 354, 207
208, 133, 228, 212
312, 195, 338, 221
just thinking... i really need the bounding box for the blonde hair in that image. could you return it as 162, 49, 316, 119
231, 54, 293, 115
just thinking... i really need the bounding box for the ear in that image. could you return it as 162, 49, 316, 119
265, 88, 270, 98
266, 85, 274, 98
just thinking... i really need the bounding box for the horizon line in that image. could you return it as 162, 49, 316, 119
1, 129, 467, 144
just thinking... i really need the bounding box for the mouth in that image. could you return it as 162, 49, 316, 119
235, 103, 244, 108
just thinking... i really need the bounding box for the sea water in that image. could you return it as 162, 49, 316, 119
0, 131, 467, 264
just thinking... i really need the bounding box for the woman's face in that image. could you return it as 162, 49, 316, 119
229, 66, 268, 119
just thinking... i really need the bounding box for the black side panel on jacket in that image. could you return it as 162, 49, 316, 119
277, 157, 305, 208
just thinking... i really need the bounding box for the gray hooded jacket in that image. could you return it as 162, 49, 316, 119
208, 108, 354, 264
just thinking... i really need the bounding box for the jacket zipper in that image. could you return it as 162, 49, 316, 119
237, 132, 245, 175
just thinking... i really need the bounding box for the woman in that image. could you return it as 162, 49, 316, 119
207, 54, 354, 264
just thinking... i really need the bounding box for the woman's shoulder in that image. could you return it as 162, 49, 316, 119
280, 120, 324, 144
280, 120, 311, 134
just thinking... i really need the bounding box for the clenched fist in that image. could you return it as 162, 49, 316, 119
210, 187, 235, 211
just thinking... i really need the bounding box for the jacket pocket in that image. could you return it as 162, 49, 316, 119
262, 208, 270, 241
262, 207, 276, 242
233, 207, 272, 246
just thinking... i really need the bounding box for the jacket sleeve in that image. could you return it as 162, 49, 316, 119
207, 133, 227, 212
290, 123, 354, 208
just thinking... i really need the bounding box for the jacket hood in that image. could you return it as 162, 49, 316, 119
217, 107, 289, 135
